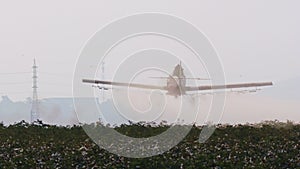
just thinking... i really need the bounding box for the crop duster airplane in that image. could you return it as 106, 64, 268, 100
82, 63, 273, 96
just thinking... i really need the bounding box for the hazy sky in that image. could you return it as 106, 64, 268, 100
0, 0, 300, 101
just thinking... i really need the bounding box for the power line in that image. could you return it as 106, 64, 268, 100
0, 81, 71, 87
0, 72, 31, 75
0, 81, 72, 86
39, 72, 71, 78
38, 81, 71, 87
0, 82, 32, 85
39, 84, 71, 87
0, 71, 70, 77
0, 91, 31, 94
0, 91, 70, 94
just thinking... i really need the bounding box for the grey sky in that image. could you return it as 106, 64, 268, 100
0, 0, 300, 101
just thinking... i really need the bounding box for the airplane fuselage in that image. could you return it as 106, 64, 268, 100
166, 76, 186, 96
165, 63, 187, 96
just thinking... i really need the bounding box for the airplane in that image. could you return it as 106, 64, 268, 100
82, 62, 273, 97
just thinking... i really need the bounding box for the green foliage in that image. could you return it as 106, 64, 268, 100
115, 122, 169, 138
0, 121, 299, 168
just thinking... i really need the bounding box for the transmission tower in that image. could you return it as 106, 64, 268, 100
31, 58, 39, 122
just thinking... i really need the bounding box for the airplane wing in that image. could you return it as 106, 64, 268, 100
149, 77, 210, 80
185, 82, 273, 91
82, 79, 167, 90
